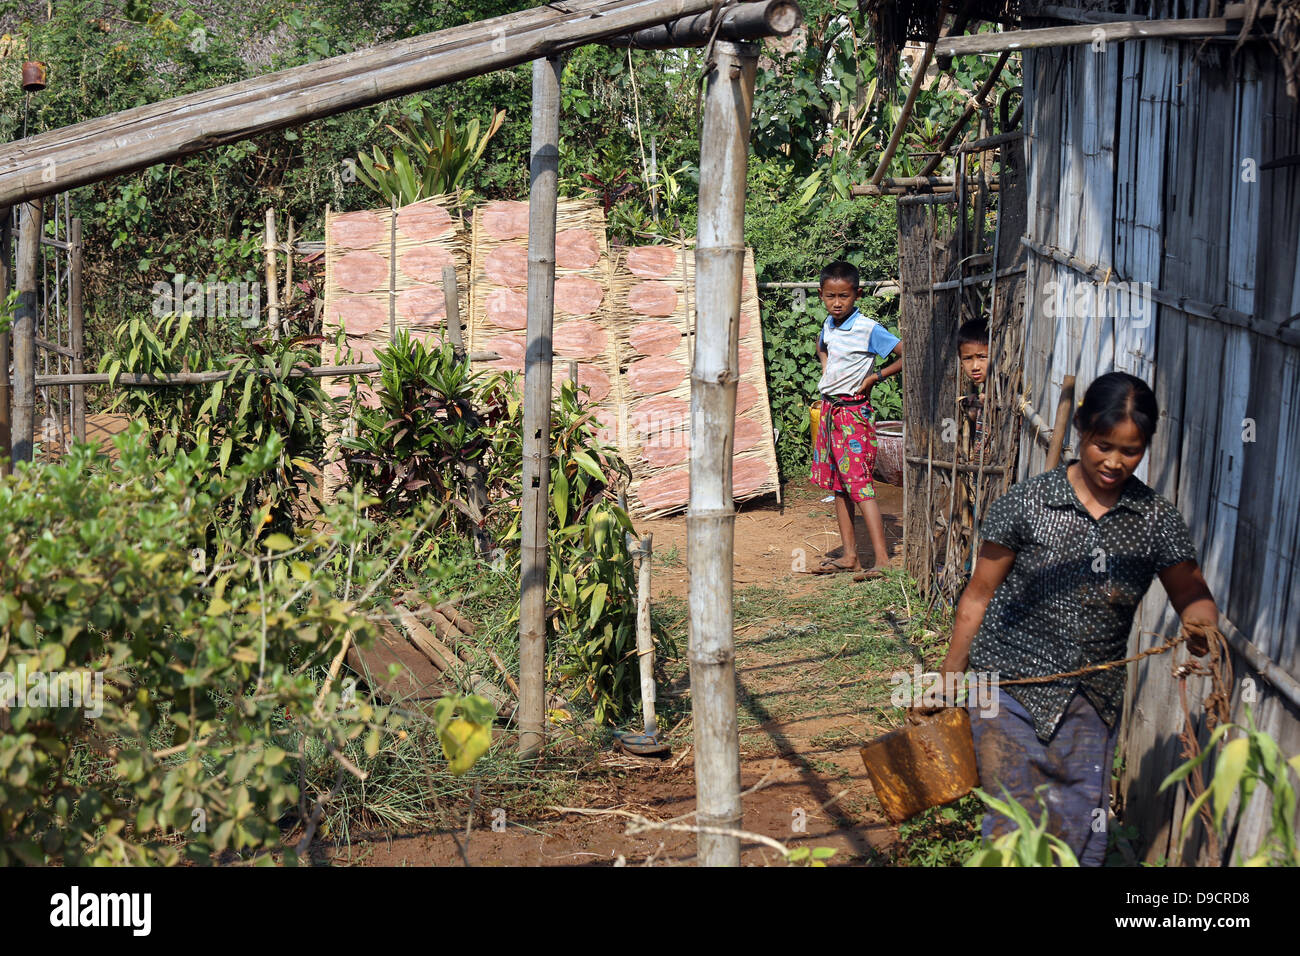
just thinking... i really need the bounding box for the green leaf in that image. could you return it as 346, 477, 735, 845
1211, 737, 1250, 831
263, 533, 294, 552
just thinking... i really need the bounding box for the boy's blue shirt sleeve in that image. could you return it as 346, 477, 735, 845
867, 323, 901, 359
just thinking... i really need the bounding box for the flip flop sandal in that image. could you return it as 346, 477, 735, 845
852, 569, 885, 582
810, 559, 858, 575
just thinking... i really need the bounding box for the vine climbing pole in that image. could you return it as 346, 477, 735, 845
518, 55, 562, 760
688, 38, 758, 867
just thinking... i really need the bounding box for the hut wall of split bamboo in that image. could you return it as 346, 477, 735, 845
1017, 0, 1300, 865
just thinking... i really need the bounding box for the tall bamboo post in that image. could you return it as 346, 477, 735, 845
69, 217, 85, 443
689, 39, 757, 867
441, 264, 464, 353
0, 205, 11, 473
635, 533, 657, 735
870, 42, 935, 187
12, 198, 40, 464
518, 54, 562, 760
265, 208, 281, 340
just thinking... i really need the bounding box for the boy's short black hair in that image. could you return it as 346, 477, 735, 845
819, 260, 859, 289
957, 319, 989, 346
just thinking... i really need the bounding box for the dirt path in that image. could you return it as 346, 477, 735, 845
341, 479, 922, 866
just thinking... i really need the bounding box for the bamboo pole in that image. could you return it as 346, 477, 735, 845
441, 264, 464, 352
918, 51, 1009, 178
934, 15, 1245, 58
0, 0, 734, 209
11, 199, 40, 464
870, 42, 935, 187
689, 39, 756, 868
605, 0, 800, 47
33, 358, 500, 387
635, 533, 657, 735
69, 217, 85, 444
517, 55, 562, 761
265, 208, 281, 340
1045, 376, 1076, 471
0, 205, 11, 473
388, 198, 398, 340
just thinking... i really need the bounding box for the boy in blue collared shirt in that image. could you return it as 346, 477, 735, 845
809, 261, 903, 578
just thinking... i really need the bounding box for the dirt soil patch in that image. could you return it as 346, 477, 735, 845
329, 477, 930, 866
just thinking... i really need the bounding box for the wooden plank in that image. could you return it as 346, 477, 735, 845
935, 16, 1241, 58
0, 0, 730, 209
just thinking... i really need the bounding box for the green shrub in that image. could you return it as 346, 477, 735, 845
0, 427, 408, 864
99, 313, 329, 535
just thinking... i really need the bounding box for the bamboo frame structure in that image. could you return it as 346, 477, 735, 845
689, 38, 757, 868
0, 206, 10, 473
12, 199, 39, 463
0, 0, 731, 210
69, 217, 85, 443
518, 55, 563, 760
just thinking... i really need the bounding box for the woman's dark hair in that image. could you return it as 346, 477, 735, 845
1074, 372, 1159, 444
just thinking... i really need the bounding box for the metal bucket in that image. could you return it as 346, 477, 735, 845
873, 420, 904, 486
859, 707, 979, 823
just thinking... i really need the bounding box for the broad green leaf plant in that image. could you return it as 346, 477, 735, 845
1159, 707, 1300, 867
964, 786, 1082, 867
354, 106, 506, 205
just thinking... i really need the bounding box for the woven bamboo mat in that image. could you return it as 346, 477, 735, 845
468, 197, 620, 418
320, 193, 469, 495
611, 242, 779, 517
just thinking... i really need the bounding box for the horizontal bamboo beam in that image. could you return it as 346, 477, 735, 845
33, 355, 499, 387
851, 176, 1000, 196
1218, 613, 1300, 711
935, 14, 1251, 58
905, 456, 1007, 476
930, 264, 1025, 292
957, 129, 1024, 154
605, 0, 800, 47
1021, 235, 1300, 348
897, 191, 960, 206
757, 279, 898, 291
0, 0, 738, 208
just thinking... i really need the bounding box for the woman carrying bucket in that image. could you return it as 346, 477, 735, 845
935, 372, 1219, 866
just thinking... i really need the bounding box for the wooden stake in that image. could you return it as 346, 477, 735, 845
1046, 376, 1076, 471
518, 54, 562, 761
442, 264, 464, 352
11, 199, 40, 464
265, 208, 281, 341
689, 39, 756, 868
69, 217, 85, 444
0, 205, 11, 474
870, 42, 935, 187
388, 198, 398, 340
635, 533, 656, 734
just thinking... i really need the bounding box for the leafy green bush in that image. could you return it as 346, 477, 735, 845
99, 313, 329, 534
0, 427, 407, 864
1160, 707, 1300, 867
342, 331, 492, 546
964, 786, 1081, 867
354, 105, 506, 205
485, 379, 657, 725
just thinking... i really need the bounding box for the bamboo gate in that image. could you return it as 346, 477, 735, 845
0, 193, 86, 470
0, 0, 802, 867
